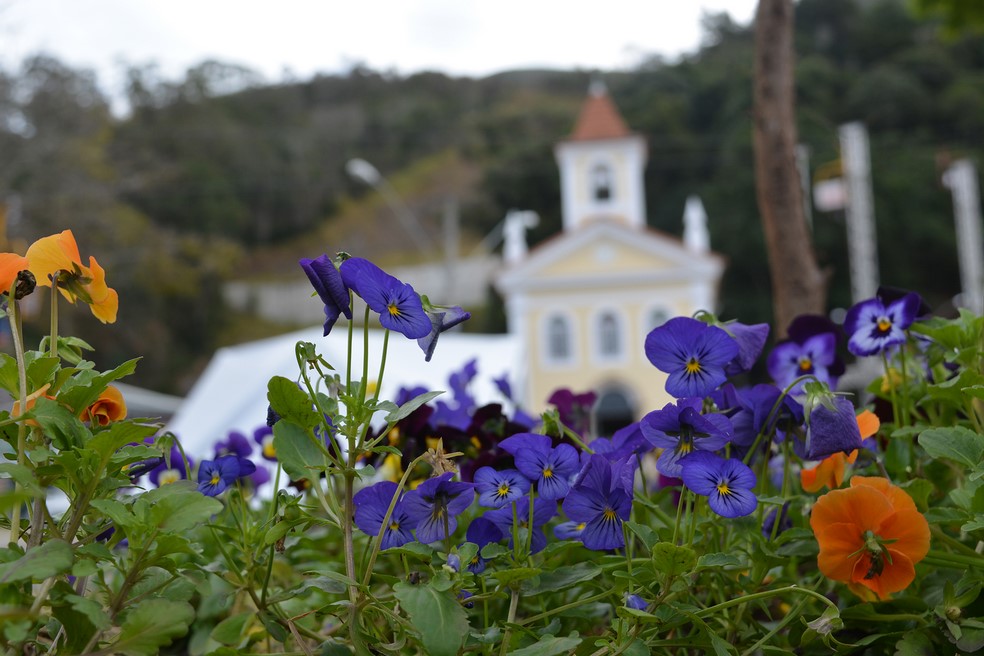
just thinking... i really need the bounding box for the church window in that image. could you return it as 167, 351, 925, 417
547, 315, 572, 362
591, 164, 612, 201
598, 312, 621, 357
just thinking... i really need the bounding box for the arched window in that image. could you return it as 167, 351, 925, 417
598, 312, 621, 358
591, 164, 612, 201
547, 315, 571, 362
648, 308, 670, 329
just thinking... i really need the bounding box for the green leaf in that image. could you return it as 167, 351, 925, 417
920, 426, 984, 468
393, 581, 470, 656
385, 390, 443, 424
272, 420, 326, 481
134, 480, 223, 532
624, 520, 659, 551
210, 611, 254, 646
510, 634, 583, 656
652, 543, 696, 578
0, 539, 73, 583
0, 463, 44, 497
57, 359, 139, 415
0, 352, 19, 396
493, 567, 542, 587
523, 562, 602, 595
29, 397, 89, 450
267, 376, 319, 429
696, 552, 744, 571
900, 478, 935, 512
110, 599, 195, 656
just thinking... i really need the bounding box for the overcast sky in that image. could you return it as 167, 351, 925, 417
1, 0, 758, 92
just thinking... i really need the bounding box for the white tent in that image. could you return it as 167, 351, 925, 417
165, 326, 523, 458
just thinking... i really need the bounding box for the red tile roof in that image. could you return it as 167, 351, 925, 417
569, 89, 632, 141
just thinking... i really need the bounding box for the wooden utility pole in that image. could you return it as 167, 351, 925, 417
752, 0, 826, 336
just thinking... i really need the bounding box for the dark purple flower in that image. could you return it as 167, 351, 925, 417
353, 481, 416, 550
645, 317, 739, 399
465, 517, 503, 573
547, 388, 597, 437
679, 451, 757, 518
149, 446, 193, 487
299, 254, 352, 335
214, 431, 253, 459
498, 433, 580, 500
418, 302, 471, 361
339, 257, 431, 339
561, 454, 633, 551
640, 398, 733, 477
473, 467, 530, 508
843, 291, 922, 356
590, 421, 652, 460
625, 594, 648, 611
402, 473, 474, 544
483, 495, 557, 554
197, 455, 257, 496
803, 389, 862, 460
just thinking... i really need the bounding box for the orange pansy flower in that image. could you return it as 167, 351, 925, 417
810, 476, 930, 600
0, 253, 30, 294
801, 410, 880, 493
26, 230, 118, 324
80, 385, 127, 426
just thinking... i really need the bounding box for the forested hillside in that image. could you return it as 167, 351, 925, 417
1, 0, 981, 393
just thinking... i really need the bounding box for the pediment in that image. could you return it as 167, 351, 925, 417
496, 221, 724, 294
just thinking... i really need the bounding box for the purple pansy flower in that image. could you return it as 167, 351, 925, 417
197, 455, 257, 497
767, 332, 840, 392
418, 301, 471, 361
718, 320, 770, 376
254, 425, 276, 461
640, 398, 733, 477
299, 254, 352, 335
843, 291, 922, 356
339, 257, 431, 339
645, 317, 739, 399
214, 430, 253, 459
498, 433, 580, 500
473, 467, 530, 508
353, 481, 416, 550
547, 388, 597, 438
679, 451, 757, 518
402, 473, 474, 544
553, 520, 586, 541
625, 594, 648, 611
149, 446, 193, 487
802, 388, 863, 460
561, 454, 633, 551
483, 495, 557, 554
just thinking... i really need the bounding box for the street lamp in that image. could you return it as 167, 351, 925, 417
345, 158, 436, 259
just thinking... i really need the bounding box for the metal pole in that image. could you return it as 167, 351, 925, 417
942, 159, 984, 314
839, 122, 880, 303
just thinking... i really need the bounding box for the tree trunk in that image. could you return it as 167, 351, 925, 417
752, 0, 826, 337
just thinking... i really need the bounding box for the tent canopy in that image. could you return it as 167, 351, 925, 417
165, 326, 523, 458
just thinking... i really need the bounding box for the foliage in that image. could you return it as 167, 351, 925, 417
3, 238, 983, 654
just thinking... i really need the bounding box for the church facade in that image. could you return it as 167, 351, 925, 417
495, 84, 726, 434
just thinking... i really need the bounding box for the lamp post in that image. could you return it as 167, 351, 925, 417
345, 158, 436, 259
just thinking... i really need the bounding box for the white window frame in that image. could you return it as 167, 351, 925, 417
591, 307, 629, 365
541, 311, 578, 368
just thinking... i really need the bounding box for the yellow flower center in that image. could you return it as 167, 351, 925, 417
160, 470, 181, 486
542, 467, 554, 479
685, 358, 702, 375
716, 482, 731, 496
388, 303, 401, 316
603, 508, 618, 521
798, 356, 813, 372
389, 521, 400, 531
263, 437, 276, 458
876, 317, 892, 333
210, 473, 221, 486
575, 522, 586, 531
497, 483, 511, 497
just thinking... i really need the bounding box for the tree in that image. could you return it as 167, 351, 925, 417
752, 0, 826, 335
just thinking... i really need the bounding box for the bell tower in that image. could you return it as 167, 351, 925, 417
554, 81, 648, 232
